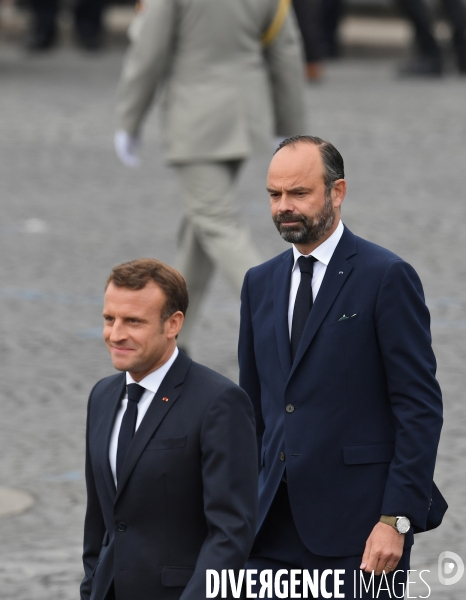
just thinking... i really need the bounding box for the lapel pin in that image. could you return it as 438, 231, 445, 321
339, 271, 344, 275
162, 397, 169, 402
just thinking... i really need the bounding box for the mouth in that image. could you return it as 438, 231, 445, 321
110, 346, 134, 355
276, 213, 305, 225
279, 220, 304, 229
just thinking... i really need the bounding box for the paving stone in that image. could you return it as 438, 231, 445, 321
0, 486, 34, 517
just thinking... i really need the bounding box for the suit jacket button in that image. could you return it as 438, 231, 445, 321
117, 522, 126, 532
280, 452, 285, 462
286, 404, 295, 413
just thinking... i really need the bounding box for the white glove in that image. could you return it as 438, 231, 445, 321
114, 130, 141, 168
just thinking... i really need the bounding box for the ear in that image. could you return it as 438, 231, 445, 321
165, 311, 184, 339
332, 179, 346, 209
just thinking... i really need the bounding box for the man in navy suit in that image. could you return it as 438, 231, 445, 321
81, 259, 257, 600
239, 136, 445, 598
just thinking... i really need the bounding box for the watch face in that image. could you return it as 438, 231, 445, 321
396, 517, 411, 534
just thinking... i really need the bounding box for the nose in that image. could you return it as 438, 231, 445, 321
276, 192, 295, 214
107, 319, 127, 343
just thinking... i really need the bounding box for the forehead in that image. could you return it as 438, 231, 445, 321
103, 281, 165, 314
267, 143, 325, 187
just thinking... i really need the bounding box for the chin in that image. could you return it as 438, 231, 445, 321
111, 358, 131, 372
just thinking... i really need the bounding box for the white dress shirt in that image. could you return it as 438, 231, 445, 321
288, 220, 344, 337
109, 346, 179, 486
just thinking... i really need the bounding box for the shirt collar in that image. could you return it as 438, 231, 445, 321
292, 220, 344, 271
126, 346, 179, 393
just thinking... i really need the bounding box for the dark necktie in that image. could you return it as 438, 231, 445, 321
116, 383, 146, 482
290, 255, 317, 361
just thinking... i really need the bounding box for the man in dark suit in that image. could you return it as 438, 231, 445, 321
26, 0, 105, 51
81, 258, 257, 600
397, 0, 466, 76
291, 0, 344, 80
239, 136, 445, 598
292, 0, 324, 80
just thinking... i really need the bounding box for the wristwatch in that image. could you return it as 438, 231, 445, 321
379, 515, 411, 534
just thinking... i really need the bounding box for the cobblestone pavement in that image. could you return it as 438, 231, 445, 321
0, 40, 466, 599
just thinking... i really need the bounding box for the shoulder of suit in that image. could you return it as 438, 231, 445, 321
187, 361, 245, 396
90, 372, 124, 398
346, 228, 424, 281
246, 248, 292, 279
350, 232, 406, 268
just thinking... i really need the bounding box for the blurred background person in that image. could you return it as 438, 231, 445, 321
114, 0, 305, 352
396, 0, 466, 75
25, 0, 105, 51
292, 0, 324, 80
291, 0, 344, 80
321, 0, 344, 58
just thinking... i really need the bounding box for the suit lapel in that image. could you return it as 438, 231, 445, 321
273, 250, 294, 376
115, 351, 192, 503
100, 375, 126, 499
289, 227, 357, 379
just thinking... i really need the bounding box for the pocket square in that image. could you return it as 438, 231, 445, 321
338, 313, 357, 321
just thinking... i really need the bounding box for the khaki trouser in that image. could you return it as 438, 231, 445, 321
174, 160, 262, 347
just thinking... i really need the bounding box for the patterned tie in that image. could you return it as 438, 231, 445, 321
290, 256, 317, 361
116, 383, 146, 482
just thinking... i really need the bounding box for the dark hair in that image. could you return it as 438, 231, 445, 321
274, 135, 345, 194
106, 259, 189, 321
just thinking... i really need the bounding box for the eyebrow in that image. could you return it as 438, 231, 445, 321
266, 186, 312, 193
102, 314, 147, 323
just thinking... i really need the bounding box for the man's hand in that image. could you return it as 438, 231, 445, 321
114, 130, 141, 168
360, 522, 405, 576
